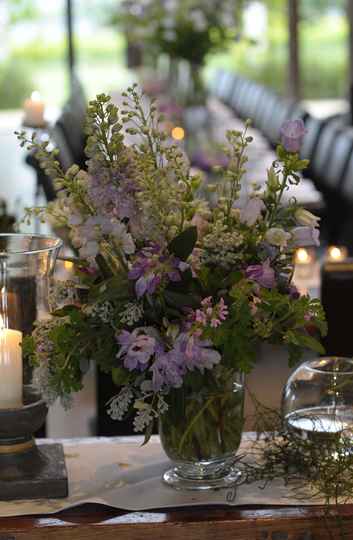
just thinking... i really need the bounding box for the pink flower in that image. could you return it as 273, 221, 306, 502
280, 119, 307, 153
246, 259, 276, 289
218, 298, 229, 320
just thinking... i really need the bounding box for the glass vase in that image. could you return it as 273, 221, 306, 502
282, 356, 353, 440
160, 369, 244, 490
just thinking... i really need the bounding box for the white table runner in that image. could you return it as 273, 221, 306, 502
0, 435, 327, 518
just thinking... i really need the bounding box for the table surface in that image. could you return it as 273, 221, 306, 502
0, 435, 352, 540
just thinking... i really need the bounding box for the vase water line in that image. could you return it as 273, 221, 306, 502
160, 370, 244, 490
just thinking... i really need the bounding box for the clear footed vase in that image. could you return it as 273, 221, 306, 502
159, 369, 244, 490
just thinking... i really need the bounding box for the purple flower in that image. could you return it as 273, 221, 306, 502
280, 119, 307, 153
128, 245, 189, 298
117, 328, 159, 371
291, 226, 320, 247
150, 351, 185, 392
246, 259, 276, 289
289, 284, 300, 299
239, 198, 266, 226
173, 333, 221, 372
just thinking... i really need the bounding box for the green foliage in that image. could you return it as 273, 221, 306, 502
168, 226, 197, 261
243, 397, 353, 537
0, 60, 33, 110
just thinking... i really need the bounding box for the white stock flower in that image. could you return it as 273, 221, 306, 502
79, 240, 99, 259
265, 227, 291, 248
239, 197, 265, 226
112, 222, 135, 254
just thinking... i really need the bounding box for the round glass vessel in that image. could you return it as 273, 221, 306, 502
160, 370, 244, 491
282, 357, 353, 440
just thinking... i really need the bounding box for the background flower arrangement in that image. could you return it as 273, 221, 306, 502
118, 0, 240, 67
18, 87, 326, 444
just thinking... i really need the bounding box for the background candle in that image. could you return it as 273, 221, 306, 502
327, 246, 348, 262
23, 91, 45, 127
0, 324, 23, 408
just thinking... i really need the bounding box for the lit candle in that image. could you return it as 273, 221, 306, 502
23, 91, 45, 127
327, 246, 348, 262
171, 126, 185, 141
293, 247, 316, 284
0, 315, 23, 409
294, 248, 312, 265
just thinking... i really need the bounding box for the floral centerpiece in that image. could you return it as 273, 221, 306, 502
117, 0, 240, 105
18, 89, 326, 490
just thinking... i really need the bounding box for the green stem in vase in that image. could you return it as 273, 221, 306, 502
178, 396, 216, 455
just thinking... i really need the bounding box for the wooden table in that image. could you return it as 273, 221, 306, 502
1, 502, 353, 539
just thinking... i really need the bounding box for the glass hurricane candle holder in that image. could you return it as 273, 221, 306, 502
293, 247, 316, 281
282, 357, 353, 441
0, 234, 68, 500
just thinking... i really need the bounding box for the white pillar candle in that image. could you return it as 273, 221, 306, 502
23, 91, 45, 127
0, 325, 23, 409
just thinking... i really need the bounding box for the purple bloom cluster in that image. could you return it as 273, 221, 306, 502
128, 244, 189, 298
191, 150, 228, 173
117, 328, 161, 371
280, 119, 307, 153
246, 259, 276, 289
116, 325, 221, 392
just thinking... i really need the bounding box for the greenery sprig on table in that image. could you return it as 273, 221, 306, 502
17, 86, 326, 441
243, 397, 353, 539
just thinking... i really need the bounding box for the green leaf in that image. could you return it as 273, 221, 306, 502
141, 421, 154, 446
164, 290, 199, 309
112, 367, 132, 386
168, 226, 197, 261
298, 334, 325, 355
52, 305, 79, 317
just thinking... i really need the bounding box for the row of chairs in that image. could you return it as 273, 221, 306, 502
210, 69, 353, 248
210, 70, 307, 148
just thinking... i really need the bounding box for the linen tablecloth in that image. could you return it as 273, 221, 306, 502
0, 435, 327, 518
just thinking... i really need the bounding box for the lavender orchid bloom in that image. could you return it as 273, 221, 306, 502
239, 198, 266, 226
150, 351, 185, 392
129, 245, 189, 298
246, 259, 276, 289
117, 328, 158, 371
291, 226, 320, 247
173, 333, 221, 373
280, 119, 307, 153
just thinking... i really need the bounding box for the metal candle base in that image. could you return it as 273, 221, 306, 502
0, 386, 68, 500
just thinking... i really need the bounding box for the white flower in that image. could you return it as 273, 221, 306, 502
239, 197, 266, 226
107, 388, 134, 421
265, 227, 291, 248
79, 240, 99, 259
295, 208, 320, 228
112, 222, 135, 254
190, 9, 208, 31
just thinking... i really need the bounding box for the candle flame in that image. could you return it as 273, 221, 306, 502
171, 126, 185, 141
31, 90, 42, 102
329, 246, 343, 261
296, 248, 309, 263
